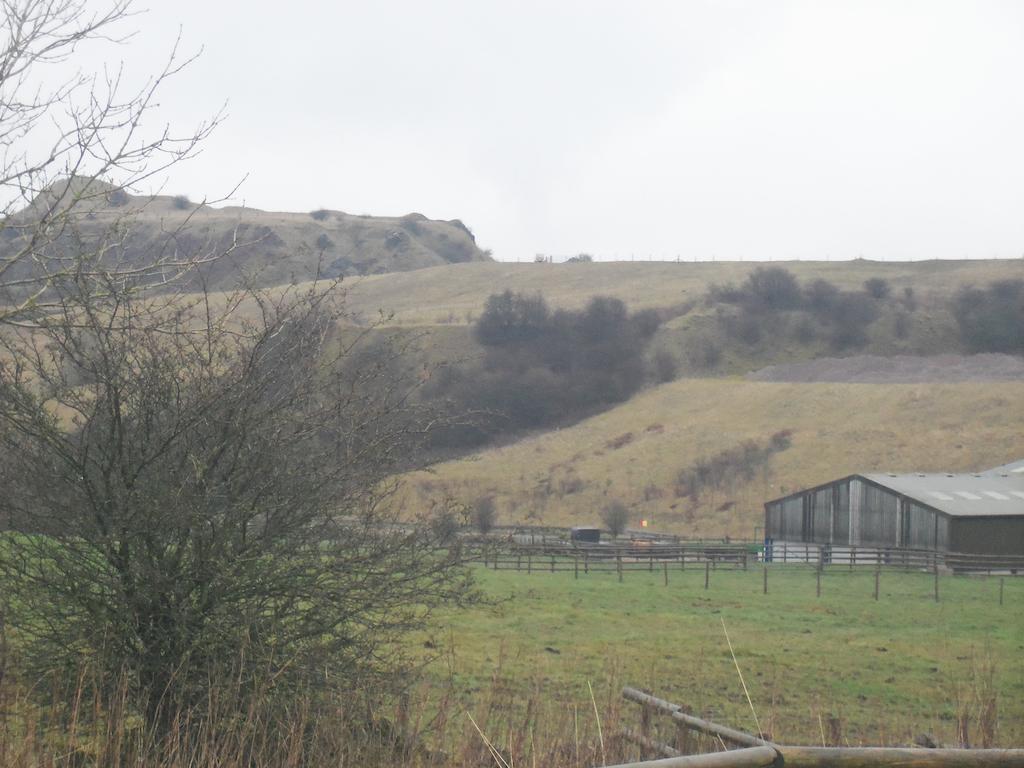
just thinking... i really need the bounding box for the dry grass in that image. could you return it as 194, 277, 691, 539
399, 378, 1024, 536
337, 259, 1024, 326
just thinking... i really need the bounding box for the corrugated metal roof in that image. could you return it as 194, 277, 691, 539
861, 471, 1024, 518
985, 458, 1024, 475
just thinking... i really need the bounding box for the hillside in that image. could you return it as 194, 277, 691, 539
2, 178, 492, 291
339, 258, 1022, 325
399, 377, 1024, 537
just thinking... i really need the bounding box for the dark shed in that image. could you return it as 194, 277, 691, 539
570, 527, 602, 544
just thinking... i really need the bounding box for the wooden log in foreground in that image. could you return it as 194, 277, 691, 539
619, 727, 682, 758
600, 745, 778, 768
778, 747, 1024, 768
598, 745, 1024, 768
622, 687, 771, 748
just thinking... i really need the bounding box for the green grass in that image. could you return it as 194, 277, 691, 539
427, 564, 1024, 747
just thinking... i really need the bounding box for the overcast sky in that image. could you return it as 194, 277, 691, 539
84, 1, 1024, 261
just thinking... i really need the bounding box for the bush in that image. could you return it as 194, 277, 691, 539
172, 194, 191, 210
653, 348, 680, 381
794, 316, 818, 343
952, 280, 1024, 353
829, 291, 879, 348
864, 277, 891, 299
427, 291, 663, 450
567, 253, 593, 263
746, 266, 802, 310
804, 278, 840, 316
732, 310, 763, 344
474, 290, 551, 346
316, 233, 335, 250
602, 501, 630, 537
685, 335, 721, 370
310, 208, 330, 221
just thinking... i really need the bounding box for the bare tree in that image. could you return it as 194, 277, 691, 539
602, 500, 630, 538
0, 275, 475, 728
0, 0, 225, 325
471, 495, 497, 534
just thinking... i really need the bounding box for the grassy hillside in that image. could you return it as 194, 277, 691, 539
400, 378, 1024, 537
340, 259, 1022, 326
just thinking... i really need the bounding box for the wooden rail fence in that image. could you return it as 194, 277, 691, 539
467, 541, 1024, 580
608, 687, 1024, 768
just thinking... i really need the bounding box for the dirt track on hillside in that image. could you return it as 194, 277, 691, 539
748, 353, 1024, 383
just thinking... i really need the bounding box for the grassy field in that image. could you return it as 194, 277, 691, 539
401, 378, 1024, 537
425, 564, 1024, 751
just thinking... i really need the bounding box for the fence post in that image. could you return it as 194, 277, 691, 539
551, 555, 555, 573
817, 566, 822, 598
704, 559, 710, 590
650, 555, 654, 573
934, 563, 940, 602
664, 561, 669, 587
1000, 577, 1004, 606
763, 563, 768, 594
618, 554, 623, 583
874, 567, 880, 601
516, 554, 521, 572
527, 553, 532, 574
574, 556, 579, 580
585, 552, 589, 574
680, 551, 686, 571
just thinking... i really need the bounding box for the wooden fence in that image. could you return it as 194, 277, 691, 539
473, 543, 750, 583
608, 687, 1024, 768
466, 540, 1024, 579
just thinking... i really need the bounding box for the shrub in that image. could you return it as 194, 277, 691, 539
732, 310, 763, 344
746, 266, 802, 310
684, 335, 721, 370
427, 291, 663, 450
952, 280, 1024, 353
567, 253, 593, 263
653, 348, 680, 381
316, 233, 335, 250
864, 277, 891, 299
602, 501, 630, 537
310, 208, 330, 221
172, 194, 191, 210
804, 278, 840, 316
474, 290, 551, 346
794, 316, 818, 343
829, 291, 879, 348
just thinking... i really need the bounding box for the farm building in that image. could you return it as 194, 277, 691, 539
764, 460, 1024, 558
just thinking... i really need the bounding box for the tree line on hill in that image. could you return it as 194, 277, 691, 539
709, 267, 904, 349
710, 266, 1023, 354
